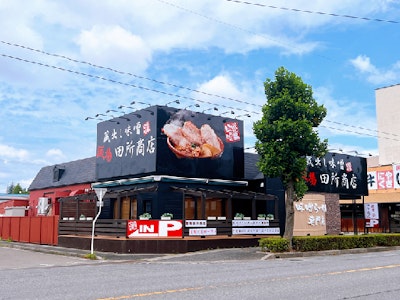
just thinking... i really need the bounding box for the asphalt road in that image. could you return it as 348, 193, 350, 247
1, 243, 400, 299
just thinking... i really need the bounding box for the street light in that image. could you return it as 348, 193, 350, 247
130, 100, 150, 106
202, 107, 218, 113
236, 113, 251, 118
91, 188, 107, 255
165, 99, 180, 106
184, 103, 200, 110
118, 105, 135, 110
219, 110, 235, 116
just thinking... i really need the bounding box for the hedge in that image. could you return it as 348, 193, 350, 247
259, 234, 400, 253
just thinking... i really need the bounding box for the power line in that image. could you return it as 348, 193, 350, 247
225, 0, 399, 24
0, 43, 374, 132
2, 38, 398, 141
320, 125, 400, 142
0, 39, 400, 141
2, 42, 396, 142
155, 0, 336, 61
2, 51, 397, 143
324, 120, 400, 139
0, 53, 258, 115
0, 40, 260, 110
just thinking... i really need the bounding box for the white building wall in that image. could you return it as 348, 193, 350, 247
375, 84, 400, 165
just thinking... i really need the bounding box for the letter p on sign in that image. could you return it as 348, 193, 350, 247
159, 220, 183, 237
366, 219, 379, 228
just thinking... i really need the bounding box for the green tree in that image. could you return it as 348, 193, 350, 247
253, 67, 327, 244
7, 183, 29, 194
6, 182, 15, 194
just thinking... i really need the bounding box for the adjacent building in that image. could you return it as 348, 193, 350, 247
340, 84, 400, 233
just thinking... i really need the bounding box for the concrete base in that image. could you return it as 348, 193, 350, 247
58, 235, 268, 254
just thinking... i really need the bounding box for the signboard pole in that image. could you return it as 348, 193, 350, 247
91, 188, 107, 255
363, 195, 366, 234
352, 198, 358, 235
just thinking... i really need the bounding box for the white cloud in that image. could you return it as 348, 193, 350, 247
76, 25, 152, 73
1, 0, 395, 61
194, 74, 263, 113
196, 75, 243, 100
46, 148, 65, 160
327, 142, 378, 157
135, 0, 395, 55
193, 74, 263, 150
350, 55, 400, 85
316, 86, 376, 131
350, 55, 376, 73
0, 144, 29, 161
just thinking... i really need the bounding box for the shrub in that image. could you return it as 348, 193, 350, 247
291, 234, 400, 252
292, 236, 339, 251
259, 237, 290, 252
235, 213, 244, 219
378, 234, 400, 246
355, 235, 377, 248
161, 213, 173, 218
261, 234, 400, 253
139, 212, 152, 219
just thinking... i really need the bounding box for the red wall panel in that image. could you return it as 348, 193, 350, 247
10, 218, 21, 241
53, 215, 59, 245
41, 217, 55, 245
19, 217, 31, 242
29, 217, 42, 244
1, 217, 11, 239
2, 216, 58, 245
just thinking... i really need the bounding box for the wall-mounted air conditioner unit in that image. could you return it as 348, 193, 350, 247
37, 197, 50, 215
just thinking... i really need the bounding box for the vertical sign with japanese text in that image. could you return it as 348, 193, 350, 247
364, 203, 379, 228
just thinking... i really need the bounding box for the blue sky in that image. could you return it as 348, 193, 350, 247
1, 0, 400, 192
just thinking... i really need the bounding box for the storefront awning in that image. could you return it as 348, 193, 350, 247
171, 186, 277, 201
105, 184, 158, 197
340, 192, 400, 204
91, 175, 248, 189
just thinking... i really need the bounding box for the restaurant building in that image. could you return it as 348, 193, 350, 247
27, 105, 369, 252
29, 106, 281, 253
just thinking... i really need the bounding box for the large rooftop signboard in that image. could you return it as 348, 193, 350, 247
305, 152, 368, 196
96, 106, 244, 181
96, 107, 157, 180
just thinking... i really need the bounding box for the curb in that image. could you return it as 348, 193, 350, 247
2, 241, 400, 261
267, 245, 400, 259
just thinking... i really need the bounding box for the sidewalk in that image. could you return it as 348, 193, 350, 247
1, 240, 399, 262
0, 240, 164, 261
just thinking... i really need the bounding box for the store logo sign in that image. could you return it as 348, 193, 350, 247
127, 220, 182, 238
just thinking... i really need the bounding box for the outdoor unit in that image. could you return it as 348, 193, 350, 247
37, 197, 50, 215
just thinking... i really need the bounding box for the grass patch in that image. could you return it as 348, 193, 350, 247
83, 253, 98, 260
